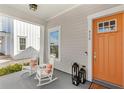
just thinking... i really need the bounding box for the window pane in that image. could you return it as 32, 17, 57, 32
99, 28, 104, 32
50, 44, 58, 58
104, 26, 109, 31
110, 20, 115, 25
49, 31, 59, 58
110, 26, 116, 31
19, 37, 26, 50
104, 21, 109, 27
20, 45, 26, 50
99, 23, 103, 27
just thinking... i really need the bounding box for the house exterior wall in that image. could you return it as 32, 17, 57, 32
13, 19, 40, 58
45, 4, 119, 78
0, 16, 13, 55
0, 16, 41, 59
0, 36, 3, 53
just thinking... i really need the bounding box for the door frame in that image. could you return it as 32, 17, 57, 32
87, 5, 124, 87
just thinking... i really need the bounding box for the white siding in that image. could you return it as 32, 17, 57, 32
0, 16, 12, 32
0, 16, 13, 55
13, 19, 40, 56
45, 4, 119, 79
0, 17, 2, 31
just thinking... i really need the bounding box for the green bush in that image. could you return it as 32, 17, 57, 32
23, 62, 30, 66
0, 68, 8, 76
0, 64, 22, 76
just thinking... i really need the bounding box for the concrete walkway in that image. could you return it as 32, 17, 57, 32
0, 56, 30, 68
0, 56, 12, 64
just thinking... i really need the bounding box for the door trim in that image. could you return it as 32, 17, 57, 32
87, 5, 124, 87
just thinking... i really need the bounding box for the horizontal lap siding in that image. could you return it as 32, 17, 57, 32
45, 4, 119, 77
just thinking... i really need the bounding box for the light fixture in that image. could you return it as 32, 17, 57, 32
29, 4, 38, 11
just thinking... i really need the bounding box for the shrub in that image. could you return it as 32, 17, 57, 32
0, 64, 22, 76
0, 68, 8, 76
23, 62, 30, 66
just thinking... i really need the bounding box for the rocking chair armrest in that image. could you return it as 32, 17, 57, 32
37, 64, 47, 71
36, 66, 46, 77
39, 64, 47, 68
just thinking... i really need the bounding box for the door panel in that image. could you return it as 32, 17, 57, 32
93, 13, 123, 86
98, 37, 104, 79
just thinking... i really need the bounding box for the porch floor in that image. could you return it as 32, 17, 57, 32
0, 69, 91, 89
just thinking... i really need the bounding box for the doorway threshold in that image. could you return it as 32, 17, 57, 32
93, 79, 123, 89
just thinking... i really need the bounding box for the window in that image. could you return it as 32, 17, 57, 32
19, 37, 26, 50
48, 26, 61, 61
97, 19, 117, 33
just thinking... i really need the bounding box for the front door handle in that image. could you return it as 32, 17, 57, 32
94, 52, 96, 62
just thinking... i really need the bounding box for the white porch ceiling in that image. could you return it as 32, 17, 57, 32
0, 4, 120, 25
5, 4, 77, 21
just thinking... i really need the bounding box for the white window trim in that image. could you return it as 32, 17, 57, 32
48, 26, 61, 61
18, 36, 27, 52
87, 5, 124, 82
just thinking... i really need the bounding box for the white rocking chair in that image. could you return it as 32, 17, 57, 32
22, 58, 38, 76
35, 55, 58, 86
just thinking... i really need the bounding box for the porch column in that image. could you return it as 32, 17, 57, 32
39, 25, 45, 65
4, 36, 8, 55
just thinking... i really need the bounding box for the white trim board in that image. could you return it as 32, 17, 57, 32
87, 5, 124, 82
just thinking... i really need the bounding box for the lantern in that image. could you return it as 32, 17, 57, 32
78, 65, 86, 84
72, 63, 80, 86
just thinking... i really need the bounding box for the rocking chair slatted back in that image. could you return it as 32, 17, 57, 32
49, 55, 56, 76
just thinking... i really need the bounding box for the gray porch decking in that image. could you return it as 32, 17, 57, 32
0, 69, 91, 89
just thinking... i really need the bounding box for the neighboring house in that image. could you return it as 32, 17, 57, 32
0, 16, 40, 59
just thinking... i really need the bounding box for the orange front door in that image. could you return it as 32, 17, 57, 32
93, 13, 123, 86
